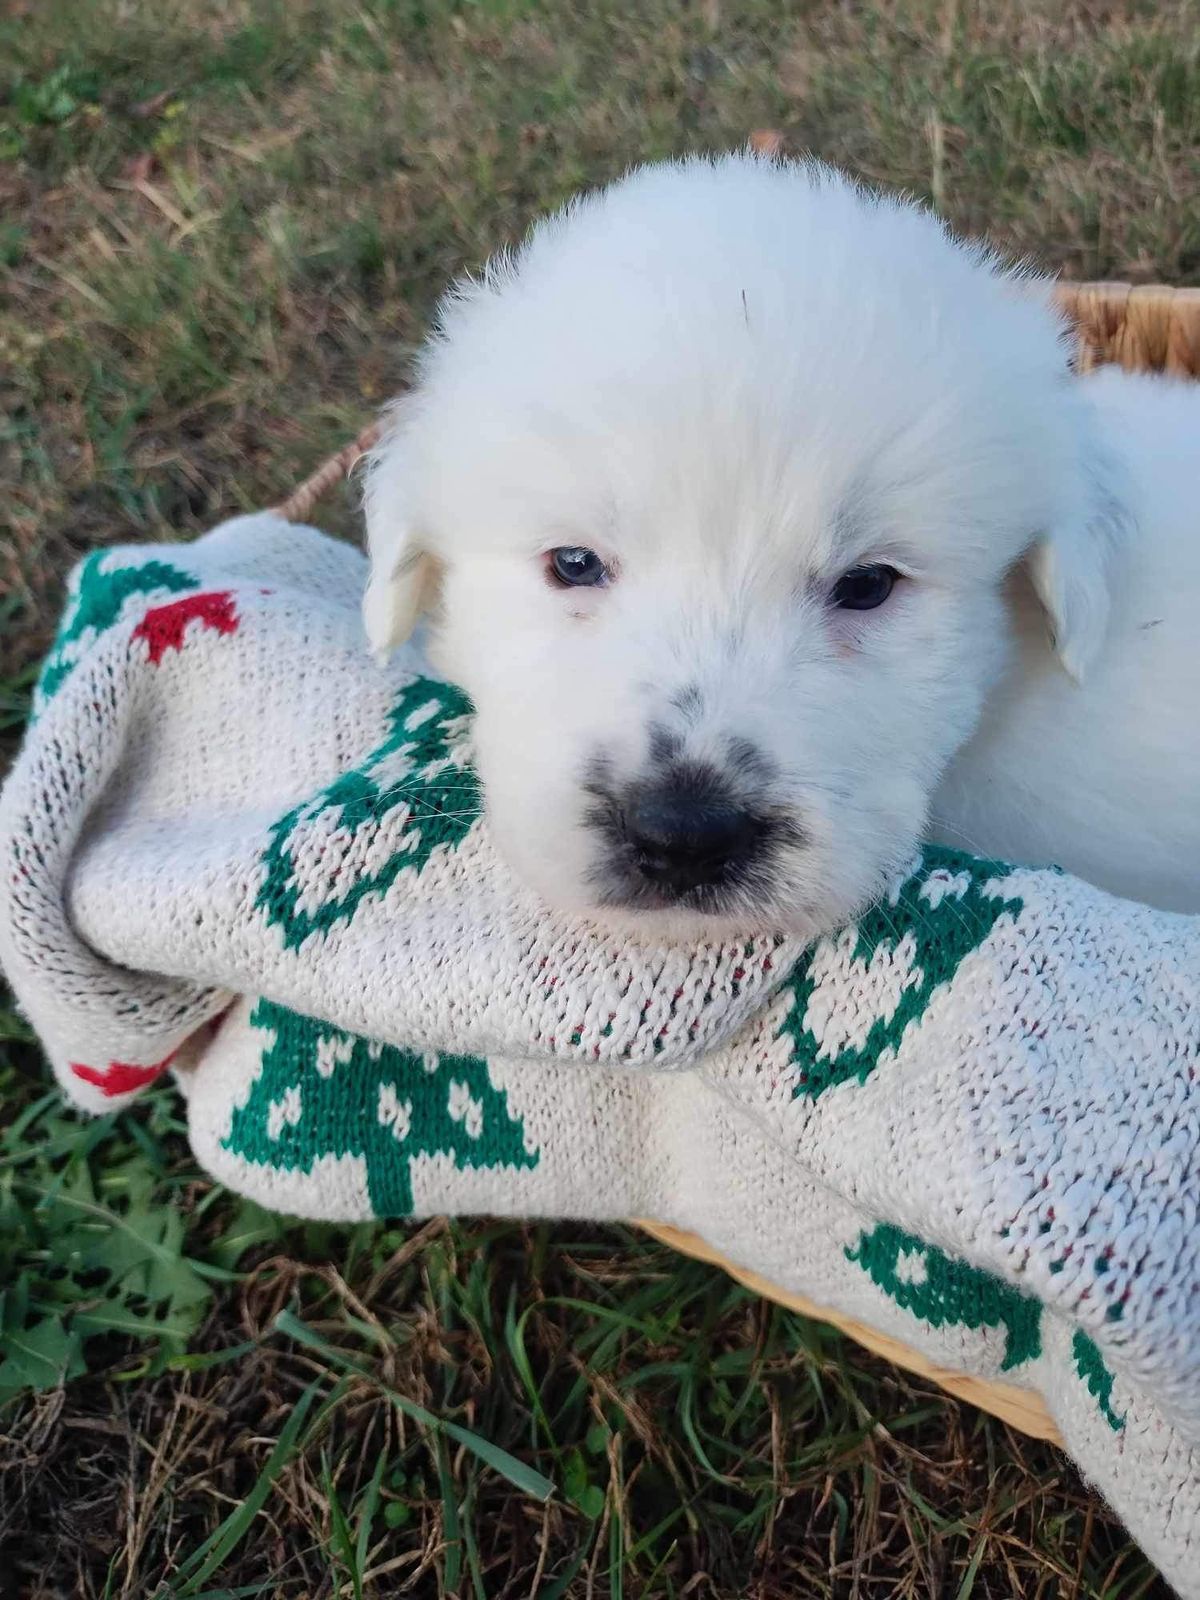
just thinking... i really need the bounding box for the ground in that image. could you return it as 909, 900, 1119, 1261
1, 2, 1196, 1595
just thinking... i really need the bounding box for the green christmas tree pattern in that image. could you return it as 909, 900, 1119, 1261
779, 847, 1024, 1099
1072, 1330, 1125, 1433
847, 1224, 1127, 1431
36, 552, 199, 708
256, 676, 479, 949
846, 1221, 1042, 1371
224, 999, 539, 1215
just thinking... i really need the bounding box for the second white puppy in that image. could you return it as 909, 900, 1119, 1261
365, 154, 1200, 941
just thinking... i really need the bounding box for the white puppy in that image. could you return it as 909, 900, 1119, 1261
364, 153, 1200, 942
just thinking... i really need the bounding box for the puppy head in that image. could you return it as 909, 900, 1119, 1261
365, 154, 1113, 940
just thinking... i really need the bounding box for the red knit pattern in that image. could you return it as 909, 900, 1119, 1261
70, 1051, 178, 1097
133, 591, 238, 664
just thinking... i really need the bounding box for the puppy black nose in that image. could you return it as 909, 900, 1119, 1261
624, 786, 760, 891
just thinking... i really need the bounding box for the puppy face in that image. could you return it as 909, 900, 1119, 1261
366, 156, 1108, 940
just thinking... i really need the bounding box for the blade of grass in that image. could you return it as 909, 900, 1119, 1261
322, 1449, 363, 1600
505, 1291, 560, 1450
171, 1375, 325, 1594
273, 1308, 555, 1500
609, 1489, 624, 1600
164, 1340, 259, 1373
354, 1442, 389, 1581
436, 1433, 462, 1596
956, 1532, 989, 1599
460, 1479, 487, 1600
538, 1542, 590, 1600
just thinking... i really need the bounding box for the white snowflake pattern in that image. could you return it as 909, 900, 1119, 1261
403, 698, 440, 732
447, 1080, 483, 1139
884, 851, 926, 905
266, 1086, 303, 1141
919, 868, 972, 910
442, 722, 474, 767
365, 746, 418, 793
377, 1082, 413, 1142
893, 1247, 930, 1288
316, 1033, 355, 1078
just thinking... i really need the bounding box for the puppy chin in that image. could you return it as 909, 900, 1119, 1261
508, 849, 870, 949
562, 878, 882, 949
576, 899, 796, 948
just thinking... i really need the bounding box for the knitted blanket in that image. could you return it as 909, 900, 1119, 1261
2, 513, 1198, 1595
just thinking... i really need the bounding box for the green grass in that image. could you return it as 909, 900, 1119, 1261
1, 1, 1194, 1594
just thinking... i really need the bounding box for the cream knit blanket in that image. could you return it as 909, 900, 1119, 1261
2, 514, 1197, 1594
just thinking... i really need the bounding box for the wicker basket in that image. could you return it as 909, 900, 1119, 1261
275, 279, 1199, 1447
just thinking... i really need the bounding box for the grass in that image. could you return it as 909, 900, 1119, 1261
1, 0, 1195, 1593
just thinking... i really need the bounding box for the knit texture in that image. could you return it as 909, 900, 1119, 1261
2, 514, 1198, 1595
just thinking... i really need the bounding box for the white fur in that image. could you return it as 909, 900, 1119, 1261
365, 153, 1200, 936
932, 365, 1200, 909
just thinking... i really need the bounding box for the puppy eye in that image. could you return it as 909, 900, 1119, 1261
830, 563, 899, 611
547, 546, 609, 588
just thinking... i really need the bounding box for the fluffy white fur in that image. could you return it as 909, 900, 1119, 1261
364, 153, 1200, 939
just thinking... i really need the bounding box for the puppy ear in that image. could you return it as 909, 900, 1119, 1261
1024, 375, 1129, 685
1025, 507, 1118, 684
362, 538, 439, 660
362, 405, 440, 659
